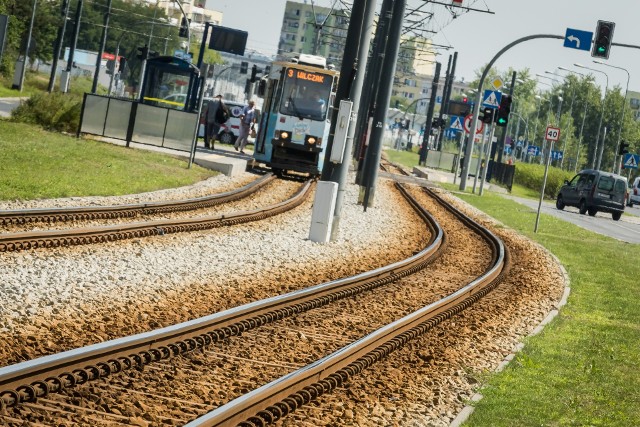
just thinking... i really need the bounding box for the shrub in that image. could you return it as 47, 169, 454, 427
10, 91, 82, 134
514, 162, 574, 199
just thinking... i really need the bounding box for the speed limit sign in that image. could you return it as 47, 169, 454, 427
545, 126, 560, 141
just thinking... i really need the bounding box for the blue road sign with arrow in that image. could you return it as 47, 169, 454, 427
564, 28, 593, 51
527, 146, 540, 156
551, 150, 564, 161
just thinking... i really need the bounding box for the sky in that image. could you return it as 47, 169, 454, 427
211, 0, 639, 95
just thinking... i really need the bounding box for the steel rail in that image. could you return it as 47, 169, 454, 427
0, 178, 308, 253
187, 185, 509, 427
0, 173, 275, 226
0, 182, 444, 413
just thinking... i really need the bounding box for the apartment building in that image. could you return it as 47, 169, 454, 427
278, 1, 349, 67
128, 0, 223, 30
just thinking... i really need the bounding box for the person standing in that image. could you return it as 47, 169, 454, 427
203, 94, 228, 150
234, 100, 256, 154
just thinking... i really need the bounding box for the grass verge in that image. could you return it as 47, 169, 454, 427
0, 121, 217, 201
452, 190, 640, 426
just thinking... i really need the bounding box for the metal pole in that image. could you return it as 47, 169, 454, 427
453, 131, 464, 185
472, 125, 487, 193
362, 0, 406, 209
497, 71, 516, 164
354, 0, 393, 186
479, 122, 496, 196
91, 0, 113, 94
608, 67, 630, 174
419, 62, 441, 165
435, 54, 452, 151
16, 0, 37, 92
66, 0, 83, 73
596, 126, 607, 170
535, 139, 554, 233
189, 64, 208, 168
559, 85, 575, 169
49, 0, 70, 92
574, 100, 588, 172
459, 34, 564, 191
321, 0, 373, 239
108, 32, 125, 95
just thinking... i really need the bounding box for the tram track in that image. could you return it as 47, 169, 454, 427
0, 180, 510, 426
0, 174, 314, 253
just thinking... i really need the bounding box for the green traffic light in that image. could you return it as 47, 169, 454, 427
498, 118, 506, 124
598, 46, 606, 53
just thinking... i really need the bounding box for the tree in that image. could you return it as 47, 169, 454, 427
0, 0, 60, 75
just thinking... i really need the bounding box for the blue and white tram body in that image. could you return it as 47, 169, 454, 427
253, 55, 339, 176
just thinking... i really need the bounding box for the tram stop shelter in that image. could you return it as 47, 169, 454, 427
79, 56, 202, 153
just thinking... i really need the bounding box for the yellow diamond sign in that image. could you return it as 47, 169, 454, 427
491, 78, 503, 90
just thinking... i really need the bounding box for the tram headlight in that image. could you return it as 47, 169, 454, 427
275, 130, 291, 142
305, 135, 321, 146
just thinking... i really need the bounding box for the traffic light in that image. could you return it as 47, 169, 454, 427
495, 95, 512, 127
403, 119, 411, 129
105, 59, 115, 75
592, 20, 615, 59
264, 65, 271, 74
118, 57, 127, 73
462, 97, 468, 103
179, 17, 191, 38
250, 64, 258, 83
481, 107, 493, 124
618, 141, 629, 156
240, 61, 248, 74
136, 45, 149, 60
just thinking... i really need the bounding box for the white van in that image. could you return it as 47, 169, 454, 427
199, 99, 259, 145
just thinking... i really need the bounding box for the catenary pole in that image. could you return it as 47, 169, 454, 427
91, 0, 113, 94
362, 0, 406, 209
15, 0, 37, 92
315, 0, 372, 239
49, 0, 71, 92
418, 62, 441, 165
435, 54, 452, 151
354, 0, 394, 186
63, 0, 84, 93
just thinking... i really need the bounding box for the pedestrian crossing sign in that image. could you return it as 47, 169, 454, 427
449, 115, 463, 132
623, 153, 639, 169
482, 90, 502, 109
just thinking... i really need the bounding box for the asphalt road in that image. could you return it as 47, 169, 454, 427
505, 195, 640, 244
0, 97, 22, 118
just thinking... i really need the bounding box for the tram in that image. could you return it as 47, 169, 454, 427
253, 54, 339, 177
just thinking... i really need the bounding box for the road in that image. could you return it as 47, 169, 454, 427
505, 195, 640, 244
0, 97, 23, 118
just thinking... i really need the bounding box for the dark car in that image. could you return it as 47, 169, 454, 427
556, 169, 628, 221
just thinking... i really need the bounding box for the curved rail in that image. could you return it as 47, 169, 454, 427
0, 182, 444, 413
0, 177, 307, 253
0, 173, 275, 225
187, 184, 510, 427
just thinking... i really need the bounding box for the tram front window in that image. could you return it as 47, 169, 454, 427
281, 67, 332, 121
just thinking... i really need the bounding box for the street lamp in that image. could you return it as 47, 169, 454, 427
575, 63, 609, 170
593, 60, 631, 174
558, 67, 589, 171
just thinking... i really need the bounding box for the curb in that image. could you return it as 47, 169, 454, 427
449, 250, 571, 427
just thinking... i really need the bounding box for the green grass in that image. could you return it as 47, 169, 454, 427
0, 71, 106, 98
454, 191, 640, 426
0, 121, 217, 200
